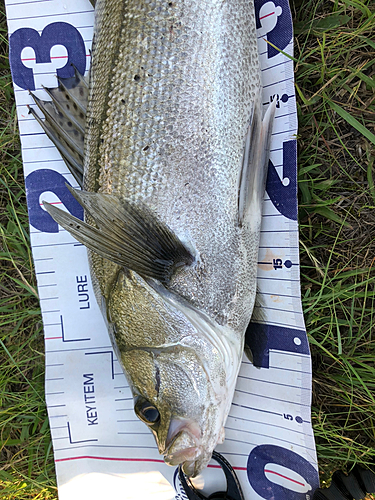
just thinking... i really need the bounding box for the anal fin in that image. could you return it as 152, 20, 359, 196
244, 288, 266, 366
43, 187, 194, 284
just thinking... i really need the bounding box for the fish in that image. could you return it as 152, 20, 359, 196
29, 0, 275, 477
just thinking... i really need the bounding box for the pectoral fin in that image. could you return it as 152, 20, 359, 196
43, 188, 194, 284
238, 97, 276, 226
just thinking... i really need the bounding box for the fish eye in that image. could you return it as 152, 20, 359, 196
135, 398, 160, 425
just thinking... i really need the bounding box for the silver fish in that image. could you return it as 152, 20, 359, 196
32, 0, 275, 477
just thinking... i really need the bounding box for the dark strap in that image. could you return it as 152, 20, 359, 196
178, 451, 245, 500
313, 465, 375, 500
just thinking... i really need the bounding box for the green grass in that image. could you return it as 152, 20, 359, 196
0, 0, 375, 497
293, 0, 375, 488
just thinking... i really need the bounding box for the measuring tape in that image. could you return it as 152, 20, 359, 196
5, 0, 319, 498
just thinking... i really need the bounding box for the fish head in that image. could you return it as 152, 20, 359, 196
124, 346, 225, 477
107, 270, 240, 477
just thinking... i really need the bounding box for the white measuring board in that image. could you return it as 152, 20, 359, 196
5, 0, 319, 498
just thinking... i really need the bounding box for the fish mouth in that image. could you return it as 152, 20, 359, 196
162, 417, 216, 476
164, 439, 211, 477
164, 429, 201, 461
163, 424, 203, 475
164, 442, 201, 466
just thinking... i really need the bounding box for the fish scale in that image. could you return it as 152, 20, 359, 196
87, 0, 262, 333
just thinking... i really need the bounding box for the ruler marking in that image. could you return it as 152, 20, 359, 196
269, 365, 312, 375
23, 159, 64, 166
261, 59, 290, 72
257, 276, 299, 282
46, 345, 112, 353
264, 470, 305, 487
226, 415, 308, 436
259, 11, 275, 20
22, 145, 60, 151
237, 375, 310, 391
85, 350, 114, 378
253, 320, 305, 329
253, 304, 303, 315
276, 111, 298, 120
271, 349, 310, 359
259, 246, 299, 249
55, 455, 164, 464
61, 315, 90, 343
8, 9, 93, 21
257, 291, 300, 299
33, 242, 78, 248
21, 52, 92, 62
232, 402, 281, 416
8, 0, 52, 4
55, 444, 158, 452
118, 432, 152, 435
67, 422, 98, 444
216, 451, 249, 458
260, 229, 298, 233
235, 389, 311, 408
263, 76, 294, 89
20, 131, 46, 137
225, 434, 315, 453
272, 128, 297, 137
55, 454, 248, 473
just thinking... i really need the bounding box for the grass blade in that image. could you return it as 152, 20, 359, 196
327, 99, 375, 146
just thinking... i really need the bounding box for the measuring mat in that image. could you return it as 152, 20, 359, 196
5, 0, 319, 498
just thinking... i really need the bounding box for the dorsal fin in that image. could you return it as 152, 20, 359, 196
28, 68, 88, 187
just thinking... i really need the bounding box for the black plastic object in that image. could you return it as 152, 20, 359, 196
312, 465, 375, 500
178, 451, 244, 500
